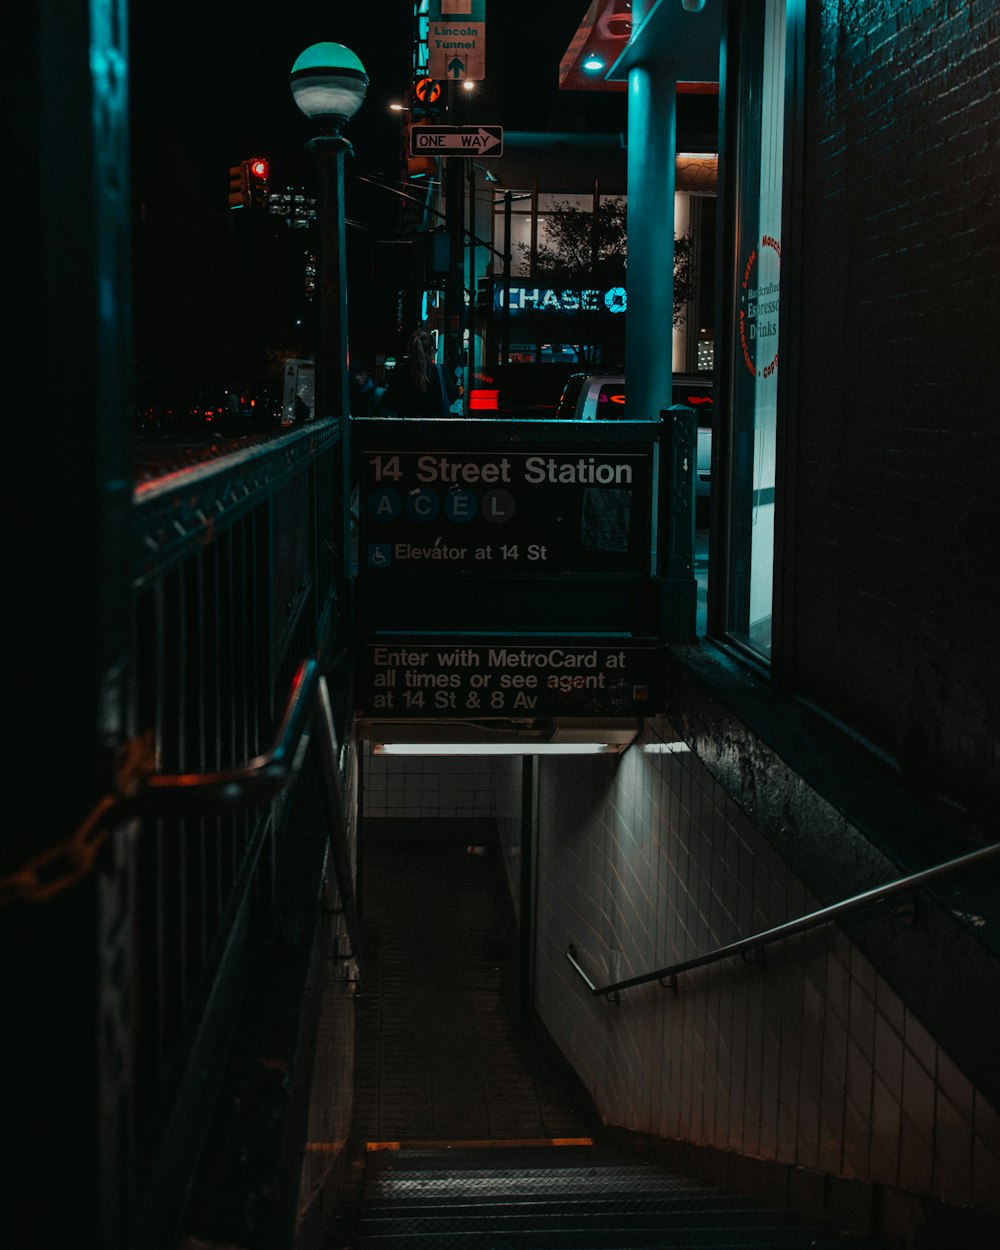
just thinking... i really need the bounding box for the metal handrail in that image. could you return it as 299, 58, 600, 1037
137, 657, 364, 980
139, 658, 320, 813
567, 839, 1000, 1002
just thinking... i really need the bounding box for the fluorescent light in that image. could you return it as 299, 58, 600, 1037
373, 742, 620, 756
642, 741, 690, 754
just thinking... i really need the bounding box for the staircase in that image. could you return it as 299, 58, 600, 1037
351, 1142, 888, 1248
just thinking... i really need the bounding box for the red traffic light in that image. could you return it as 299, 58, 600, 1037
248, 158, 268, 180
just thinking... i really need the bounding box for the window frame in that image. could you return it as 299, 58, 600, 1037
709, 0, 805, 680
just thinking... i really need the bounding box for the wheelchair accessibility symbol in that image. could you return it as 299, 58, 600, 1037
367, 543, 393, 568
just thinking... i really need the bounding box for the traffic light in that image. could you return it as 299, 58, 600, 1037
425, 230, 450, 277
228, 158, 269, 210
476, 275, 495, 313
228, 161, 250, 209
247, 157, 269, 208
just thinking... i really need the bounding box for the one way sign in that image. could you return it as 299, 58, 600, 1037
410, 125, 503, 158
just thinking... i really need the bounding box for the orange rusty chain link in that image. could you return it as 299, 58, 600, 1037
0, 731, 158, 906
1, 660, 323, 906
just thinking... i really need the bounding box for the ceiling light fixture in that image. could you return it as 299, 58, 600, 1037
373, 742, 621, 756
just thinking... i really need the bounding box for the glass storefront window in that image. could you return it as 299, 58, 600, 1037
727, 0, 787, 660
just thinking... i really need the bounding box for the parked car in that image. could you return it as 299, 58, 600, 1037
469, 362, 578, 418
555, 372, 626, 422
555, 372, 713, 501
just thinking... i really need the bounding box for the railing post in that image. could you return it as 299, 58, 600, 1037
518, 756, 535, 1021
659, 403, 698, 640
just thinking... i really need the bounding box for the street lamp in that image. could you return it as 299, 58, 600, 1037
290, 42, 368, 426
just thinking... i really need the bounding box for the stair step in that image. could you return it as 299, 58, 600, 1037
358, 1208, 807, 1234
354, 1147, 887, 1249
365, 1164, 713, 1197
355, 1229, 879, 1248
364, 1144, 637, 1170
360, 1194, 756, 1218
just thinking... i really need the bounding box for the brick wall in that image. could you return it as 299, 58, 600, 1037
791, 0, 1000, 821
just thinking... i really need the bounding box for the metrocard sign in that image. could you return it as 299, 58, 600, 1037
410, 125, 503, 157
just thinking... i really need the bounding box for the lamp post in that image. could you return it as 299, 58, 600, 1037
444, 81, 466, 382
290, 42, 368, 424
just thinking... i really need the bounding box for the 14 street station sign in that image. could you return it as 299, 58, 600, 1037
410, 125, 503, 157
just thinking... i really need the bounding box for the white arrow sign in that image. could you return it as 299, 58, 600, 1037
410, 126, 503, 157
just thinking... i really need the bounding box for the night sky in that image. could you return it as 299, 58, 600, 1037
129, 0, 600, 198
127, 0, 619, 394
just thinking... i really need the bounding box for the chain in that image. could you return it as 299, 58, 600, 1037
0, 732, 157, 907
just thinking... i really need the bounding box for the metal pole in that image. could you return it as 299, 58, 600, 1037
501, 190, 512, 365
467, 162, 476, 395
660, 405, 698, 639
310, 134, 351, 423
444, 82, 466, 377
445, 154, 465, 374
518, 755, 535, 1021
626, 65, 676, 421
309, 133, 352, 578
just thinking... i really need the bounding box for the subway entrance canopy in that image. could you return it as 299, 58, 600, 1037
351, 415, 697, 749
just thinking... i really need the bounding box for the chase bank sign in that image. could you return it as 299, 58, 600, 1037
496, 286, 627, 316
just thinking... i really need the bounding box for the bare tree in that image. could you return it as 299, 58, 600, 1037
519, 198, 693, 364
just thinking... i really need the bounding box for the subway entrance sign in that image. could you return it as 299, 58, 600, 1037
410, 125, 503, 157
362, 447, 651, 575
351, 415, 698, 729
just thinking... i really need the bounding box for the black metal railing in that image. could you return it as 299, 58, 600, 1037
134, 655, 362, 964
568, 839, 1000, 1003
112, 420, 353, 1246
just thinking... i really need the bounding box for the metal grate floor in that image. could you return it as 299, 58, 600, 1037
352, 821, 592, 1146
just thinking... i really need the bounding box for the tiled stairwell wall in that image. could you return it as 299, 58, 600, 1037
356, 731, 1000, 1224
360, 744, 514, 822
530, 719, 1000, 1223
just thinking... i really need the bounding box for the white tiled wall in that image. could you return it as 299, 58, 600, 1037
359, 743, 514, 821
532, 721, 1000, 1214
